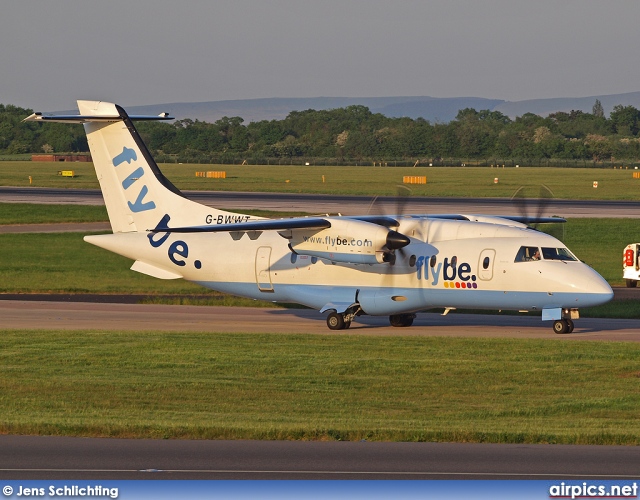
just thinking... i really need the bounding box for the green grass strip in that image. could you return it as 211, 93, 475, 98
0, 203, 309, 226
4, 163, 640, 199
0, 203, 108, 225
1, 332, 639, 444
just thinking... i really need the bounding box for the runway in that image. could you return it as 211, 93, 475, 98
2, 299, 640, 340
2, 186, 640, 217
1, 436, 639, 480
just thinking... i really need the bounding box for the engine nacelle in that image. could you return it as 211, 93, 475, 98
288, 218, 408, 265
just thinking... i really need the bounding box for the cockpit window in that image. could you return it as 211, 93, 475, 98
542, 247, 578, 261
515, 246, 541, 262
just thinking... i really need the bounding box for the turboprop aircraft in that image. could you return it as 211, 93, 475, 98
25, 101, 613, 334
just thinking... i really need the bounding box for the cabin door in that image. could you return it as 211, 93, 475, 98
255, 246, 274, 292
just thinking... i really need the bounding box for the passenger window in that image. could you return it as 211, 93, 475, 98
515, 246, 541, 262
290, 253, 298, 264
483, 256, 490, 269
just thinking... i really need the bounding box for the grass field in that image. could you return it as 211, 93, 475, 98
1, 331, 638, 444
2, 168, 640, 445
3, 162, 640, 199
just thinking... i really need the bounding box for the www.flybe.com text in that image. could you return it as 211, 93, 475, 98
303, 235, 373, 247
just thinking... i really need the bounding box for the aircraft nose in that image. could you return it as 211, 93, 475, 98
581, 267, 614, 306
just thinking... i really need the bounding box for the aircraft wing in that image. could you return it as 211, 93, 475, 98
496, 215, 566, 224
427, 214, 566, 224
152, 213, 565, 234
150, 217, 332, 233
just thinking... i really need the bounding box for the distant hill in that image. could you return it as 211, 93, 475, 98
60, 92, 640, 123
124, 96, 505, 124
493, 91, 640, 118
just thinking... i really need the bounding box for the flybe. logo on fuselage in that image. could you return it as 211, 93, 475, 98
416, 255, 478, 289
112, 146, 156, 213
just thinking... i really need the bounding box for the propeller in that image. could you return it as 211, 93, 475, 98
381, 230, 411, 264
510, 184, 564, 240
367, 185, 413, 266
510, 184, 554, 228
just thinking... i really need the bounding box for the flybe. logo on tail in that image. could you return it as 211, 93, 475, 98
112, 146, 156, 213
112, 146, 137, 166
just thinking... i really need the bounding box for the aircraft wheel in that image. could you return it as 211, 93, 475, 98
344, 320, 352, 329
566, 319, 575, 333
553, 319, 569, 334
327, 312, 346, 330
626, 279, 637, 288
389, 314, 414, 327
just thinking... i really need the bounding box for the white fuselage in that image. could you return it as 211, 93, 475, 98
86, 215, 613, 316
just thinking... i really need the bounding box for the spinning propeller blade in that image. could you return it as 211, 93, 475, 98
510, 184, 565, 240
368, 185, 413, 265
511, 184, 555, 228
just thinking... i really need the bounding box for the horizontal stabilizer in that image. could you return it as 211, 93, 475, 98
23, 112, 172, 124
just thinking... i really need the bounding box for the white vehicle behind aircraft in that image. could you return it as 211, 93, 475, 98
25, 101, 613, 334
623, 243, 640, 287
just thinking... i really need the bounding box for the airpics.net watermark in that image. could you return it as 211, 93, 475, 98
549, 482, 638, 499
3, 485, 118, 499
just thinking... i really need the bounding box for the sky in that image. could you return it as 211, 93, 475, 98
2, 0, 640, 112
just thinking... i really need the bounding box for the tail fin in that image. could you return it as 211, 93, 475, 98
79, 100, 254, 233
27, 100, 253, 233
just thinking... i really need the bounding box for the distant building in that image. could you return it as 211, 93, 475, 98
31, 154, 92, 162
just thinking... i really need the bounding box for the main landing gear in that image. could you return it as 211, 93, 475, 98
389, 313, 415, 327
325, 309, 417, 330
553, 319, 574, 334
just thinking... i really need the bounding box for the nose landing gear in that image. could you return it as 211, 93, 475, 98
326, 311, 351, 330
325, 305, 361, 330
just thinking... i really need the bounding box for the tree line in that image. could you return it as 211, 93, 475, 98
3, 99, 640, 163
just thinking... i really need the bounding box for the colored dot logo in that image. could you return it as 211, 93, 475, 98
444, 282, 477, 289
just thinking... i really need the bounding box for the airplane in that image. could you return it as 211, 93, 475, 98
24, 100, 613, 334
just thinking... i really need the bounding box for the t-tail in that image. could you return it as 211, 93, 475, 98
25, 100, 255, 233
